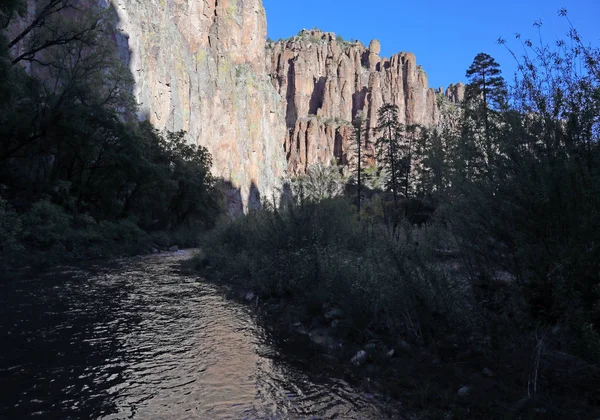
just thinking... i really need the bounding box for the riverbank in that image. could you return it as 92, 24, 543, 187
191, 198, 600, 419
193, 263, 500, 418
195, 261, 600, 419
0, 197, 206, 272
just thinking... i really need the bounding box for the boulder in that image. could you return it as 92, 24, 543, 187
351, 350, 368, 366
398, 339, 413, 355
458, 386, 472, 398
482, 367, 496, 377
324, 308, 343, 320
365, 343, 377, 352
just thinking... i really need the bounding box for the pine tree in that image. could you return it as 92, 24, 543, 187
400, 124, 419, 199
375, 103, 403, 212
348, 111, 371, 218
465, 53, 507, 144
462, 53, 507, 179
465, 53, 507, 110
415, 127, 449, 198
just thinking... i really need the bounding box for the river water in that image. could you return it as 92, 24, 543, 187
0, 251, 398, 419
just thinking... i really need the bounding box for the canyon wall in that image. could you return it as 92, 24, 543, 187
9, 2, 465, 208
267, 29, 464, 174
110, 0, 288, 209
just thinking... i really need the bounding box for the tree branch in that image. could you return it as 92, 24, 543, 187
11, 22, 98, 65
7, 0, 72, 49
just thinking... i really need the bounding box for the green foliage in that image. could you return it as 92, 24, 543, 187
0, 198, 23, 268
414, 127, 450, 198
362, 164, 386, 191
0, 2, 219, 268
197, 198, 470, 340
21, 200, 72, 251
464, 52, 507, 110
334, 34, 354, 46
434, 18, 600, 362
14, 200, 149, 264
0, 198, 151, 268
375, 104, 416, 213
289, 162, 345, 204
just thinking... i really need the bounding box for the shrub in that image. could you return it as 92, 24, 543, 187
288, 162, 346, 204
0, 198, 23, 269
197, 198, 472, 343
21, 200, 72, 257
14, 200, 151, 265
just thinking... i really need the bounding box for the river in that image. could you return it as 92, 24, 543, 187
0, 251, 399, 419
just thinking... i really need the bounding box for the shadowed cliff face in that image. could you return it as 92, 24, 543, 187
266, 29, 464, 174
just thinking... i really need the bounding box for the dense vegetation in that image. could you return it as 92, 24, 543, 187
197, 13, 600, 417
0, 1, 218, 269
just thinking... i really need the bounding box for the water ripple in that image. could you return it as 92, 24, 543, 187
0, 251, 400, 419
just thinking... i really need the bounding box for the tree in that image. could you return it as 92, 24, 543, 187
160, 131, 217, 228
400, 124, 419, 199
7, 0, 103, 66
0, 0, 219, 265
348, 110, 371, 218
0, 0, 24, 89
0, 0, 26, 30
414, 127, 449, 198
458, 53, 507, 182
446, 20, 600, 358
375, 103, 403, 211
465, 53, 507, 111
0, 2, 134, 165
291, 161, 345, 204
464, 53, 507, 151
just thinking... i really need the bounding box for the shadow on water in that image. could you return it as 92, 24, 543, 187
0, 252, 400, 419
0, 262, 136, 418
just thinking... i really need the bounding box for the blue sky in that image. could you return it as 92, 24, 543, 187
263, 0, 600, 89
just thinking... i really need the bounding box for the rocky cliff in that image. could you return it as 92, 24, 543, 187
10, 2, 464, 208
267, 29, 464, 174
110, 0, 288, 209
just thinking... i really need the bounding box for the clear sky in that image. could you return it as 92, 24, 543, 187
263, 0, 600, 89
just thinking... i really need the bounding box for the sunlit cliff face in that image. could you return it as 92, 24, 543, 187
102, 2, 464, 208
110, 0, 287, 210
267, 30, 464, 175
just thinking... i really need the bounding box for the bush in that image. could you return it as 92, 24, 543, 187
20, 200, 72, 260
12, 199, 151, 265
197, 198, 472, 343
0, 198, 23, 269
